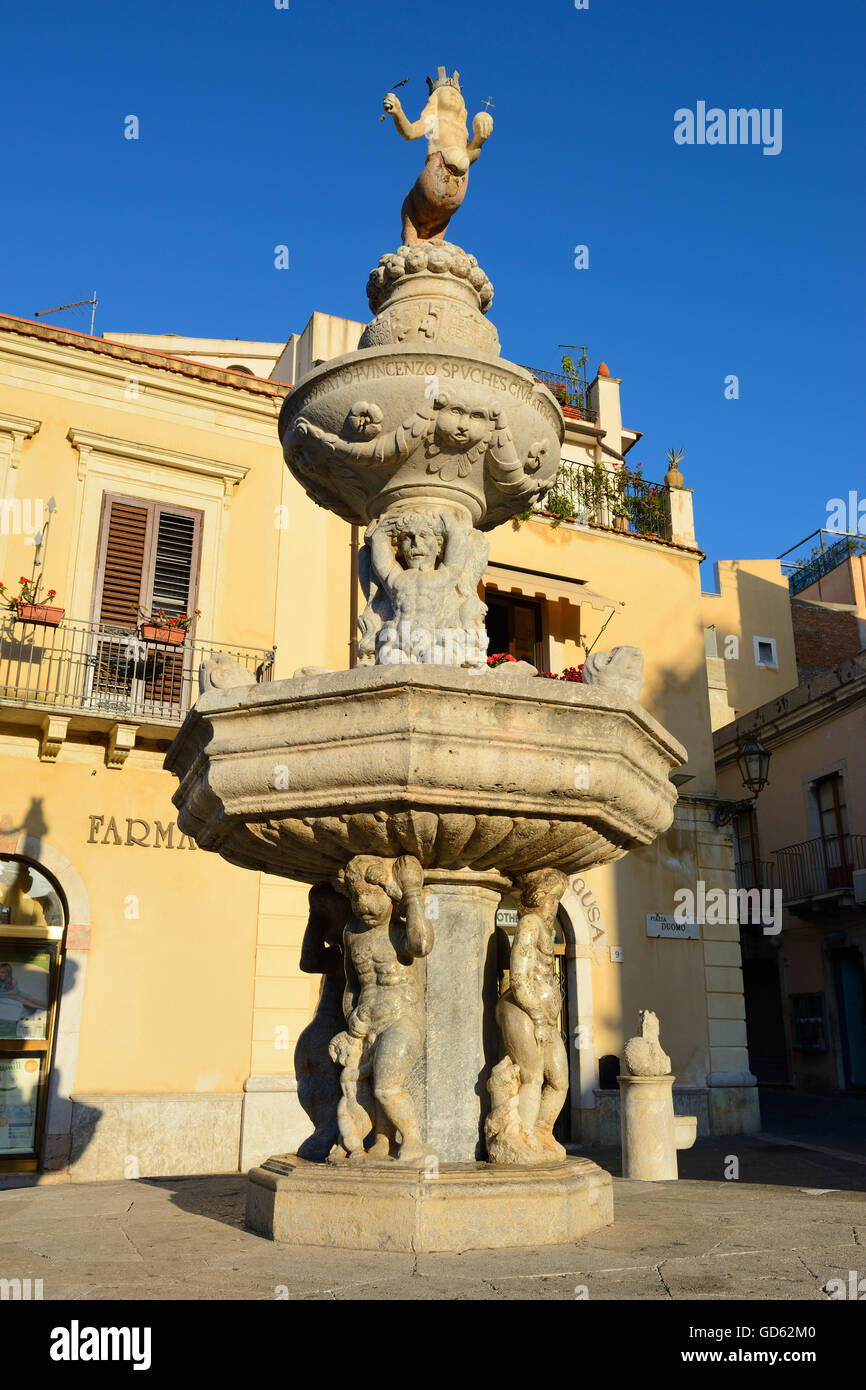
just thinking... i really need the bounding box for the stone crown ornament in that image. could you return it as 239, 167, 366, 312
426, 66, 462, 93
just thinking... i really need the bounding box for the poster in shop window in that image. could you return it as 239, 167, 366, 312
0, 948, 52, 1040
0, 1057, 41, 1154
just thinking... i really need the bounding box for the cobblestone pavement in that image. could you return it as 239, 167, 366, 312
1, 1133, 864, 1300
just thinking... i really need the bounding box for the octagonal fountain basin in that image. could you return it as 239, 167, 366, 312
165, 665, 686, 884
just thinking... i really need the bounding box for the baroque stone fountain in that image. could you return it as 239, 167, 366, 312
165, 66, 686, 1252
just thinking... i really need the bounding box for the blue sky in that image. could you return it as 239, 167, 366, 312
4, 0, 864, 578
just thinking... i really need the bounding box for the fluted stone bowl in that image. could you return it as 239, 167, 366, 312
165, 667, 686, 885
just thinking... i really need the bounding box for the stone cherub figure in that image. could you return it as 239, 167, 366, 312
487, 868, 570, 1163
358, 505, 488, 666
624, 1010, 672, 1077
383, 67, 493, 244
328, 853, 434, 1163
293, 883, 352, 1161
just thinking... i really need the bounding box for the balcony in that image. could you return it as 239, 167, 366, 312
532, 460, 671, 541
735, 859, 775, 893
0, 613, 274, 735
774, 834, 866, 915
522, 365, 599, 425
734, 859, 777, 934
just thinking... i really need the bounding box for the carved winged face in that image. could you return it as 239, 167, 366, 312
434, 399, 491, 452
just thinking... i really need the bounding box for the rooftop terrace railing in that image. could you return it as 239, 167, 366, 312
0, 614, 274, 727
778, 529, 866, 596
522, 365, 599, 425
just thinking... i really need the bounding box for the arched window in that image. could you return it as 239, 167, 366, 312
0, 855, 66, 930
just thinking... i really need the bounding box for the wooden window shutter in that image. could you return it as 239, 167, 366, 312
94, 498, 151, 626
92, 494, 202, 628
150, 511, 198, 619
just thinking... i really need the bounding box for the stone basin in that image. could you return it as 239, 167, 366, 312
165, 665, 686, 885
278, 344, 564, 530
278, 241, 565, 532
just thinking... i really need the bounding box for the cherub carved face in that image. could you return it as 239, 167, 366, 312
396, 524, 442, 570
434, 398, 491, 451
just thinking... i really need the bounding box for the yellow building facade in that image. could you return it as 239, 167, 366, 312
0, 311, 759, 1180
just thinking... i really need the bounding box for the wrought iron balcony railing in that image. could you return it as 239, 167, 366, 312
0, 613, 274, 727
522, 365, 599, 425
532, 460, 670, 540
774, 834, 866, 905
733, 859, 777, 926
735, 859, 775, 893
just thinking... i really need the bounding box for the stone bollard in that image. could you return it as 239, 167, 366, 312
618, 1009, 697, 1181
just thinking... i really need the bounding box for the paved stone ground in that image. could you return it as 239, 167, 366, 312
1, 1125, 865, 1300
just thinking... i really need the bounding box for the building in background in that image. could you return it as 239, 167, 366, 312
0, 308, 760, 1180
712, 535, 866, 1095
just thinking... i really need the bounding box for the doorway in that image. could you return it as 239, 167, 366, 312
833, 949, 866, 1089
0, 855, 67, 1171
742, 956, 789, 1084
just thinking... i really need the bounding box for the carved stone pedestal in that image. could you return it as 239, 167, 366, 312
618, 1074, 679, 1181
246, 1153, 613, 1252
420, 869, 503, 1162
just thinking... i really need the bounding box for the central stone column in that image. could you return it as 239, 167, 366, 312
420, 870, 506, 1162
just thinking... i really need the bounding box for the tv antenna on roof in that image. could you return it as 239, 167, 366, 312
34, 291, 98, 337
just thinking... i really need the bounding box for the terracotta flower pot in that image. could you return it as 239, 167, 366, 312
15, 603, 65, 628
613, 515, 630, 532
140, 623, 186, 646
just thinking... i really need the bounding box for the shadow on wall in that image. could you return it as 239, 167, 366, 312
0, 797, 50, 846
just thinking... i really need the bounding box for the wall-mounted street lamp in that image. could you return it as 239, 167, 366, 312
713, 734, 772, 827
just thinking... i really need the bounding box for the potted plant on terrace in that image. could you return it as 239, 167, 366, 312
139, 607, 201, 646
0, 577, 65, 627
560, 352, 588, 418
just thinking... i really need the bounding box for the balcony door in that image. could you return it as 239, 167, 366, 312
813, 774, 851, 892
89, 494, 202, 718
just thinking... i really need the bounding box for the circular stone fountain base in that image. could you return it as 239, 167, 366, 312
246, 1154, 613, 1252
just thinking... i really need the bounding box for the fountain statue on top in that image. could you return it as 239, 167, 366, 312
166, 63, 687, 1253
382, 67, 494, 246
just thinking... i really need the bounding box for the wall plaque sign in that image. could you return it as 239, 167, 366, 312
646, 913, 699, 940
